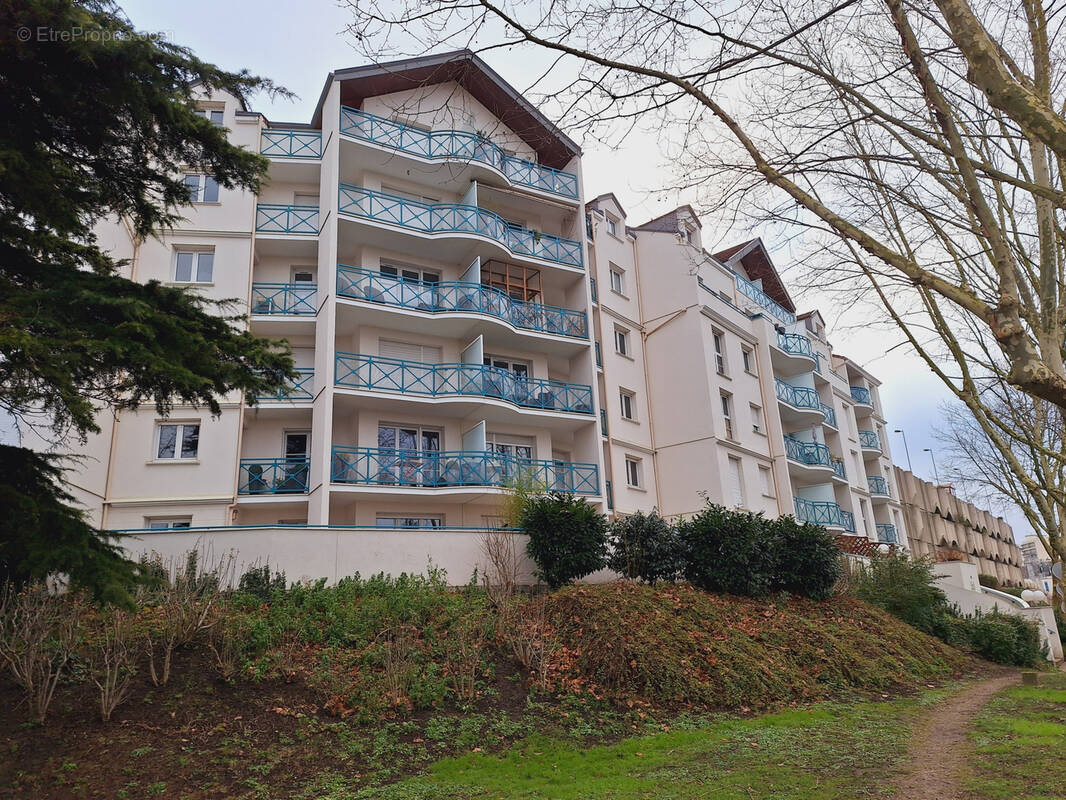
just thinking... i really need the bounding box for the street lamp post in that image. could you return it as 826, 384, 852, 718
923, 448, 940, 483
893, 429, 913, 472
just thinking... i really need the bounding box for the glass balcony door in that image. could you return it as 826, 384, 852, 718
377, 424, 441, 485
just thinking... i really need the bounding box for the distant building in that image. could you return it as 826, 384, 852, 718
894, 468, 1023, 586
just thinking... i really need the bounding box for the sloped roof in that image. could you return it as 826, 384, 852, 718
311, 50, 581, 170
711, 238, 796, 313
588, 192, 627, 219
633, 205, 702, 233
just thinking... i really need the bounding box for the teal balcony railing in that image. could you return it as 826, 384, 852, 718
794, 497, 855, 532
595, 341, 603, 367
250, 282, 317, 315
859, 430, 882, 451
335, 265, 586, 338
776, 332, 814, 359
238, 458, 310, 494
260, 128, 322, 158
331, 447, 598, 494
606, 479, 614, 510
850, 386, 873, 405
876, 523, 898, 543
337, 184, 583, 269
255, 204, 319, 234
257, 368, 314, 401
868, 475, 890, 496
334, 353, 594, 414
831, 458, 847, 480
783, 435, 832, 468
774, 378, 822, 412
600, 408, 608, 436
590, 278, 598, 303
339, 107, 579, 199
734, 273, 796, 324
820, 402, 838, 428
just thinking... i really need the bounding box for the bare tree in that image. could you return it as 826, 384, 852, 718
88, 608, 138, 722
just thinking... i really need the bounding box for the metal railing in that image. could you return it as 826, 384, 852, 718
783, 435, 832, 468
250, 283, 317, 315
776, 332, 814, 359
255, 204, 320, 234
338, 107, 579, 199
333, 353, 593, 414
260, 129, 322, 158
238, 458, 310, 494
600, 408, 608, 437
606, 479, 614, 510
831, 458, 847, 480
257, 368, 314, 401
820, 402, 838, 428
595, 341, 603, 367
774, 378, 822, 412
794, 497, 856, 532
330, 447, 598, 494
734, 273, 796, 324
334, 265, 587, 338
876, 523, 898, 543
850, 386, 873, 405
590, 278, 598, 303
868, 475, 890, 496
859, 429, 882, 451
337, 184, 583, 268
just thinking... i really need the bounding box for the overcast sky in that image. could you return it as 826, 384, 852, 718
113, 0, 1028, 538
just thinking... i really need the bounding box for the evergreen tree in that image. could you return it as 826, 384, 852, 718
0, 0, 298, 604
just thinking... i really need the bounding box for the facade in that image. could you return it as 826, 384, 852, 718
38, 51, 912, 578
587, 198, 908, 548
894, 468, 1024, 586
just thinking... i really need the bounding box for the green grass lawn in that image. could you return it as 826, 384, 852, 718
359, 690, 954, 800
966, 672, 1066, 800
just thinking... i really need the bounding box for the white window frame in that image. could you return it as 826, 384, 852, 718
624, 456, 642, 488
183, 173, 219, 203
759, 465, 775, 498
609, 265, 625, 295
173, 248, 214, 284
713, 330, 728, 375
605, 215, 619, 237
742, 346, 756, 375
750, 403, 764, 435
619, 389, 636, 421
154, 422, 200, 461
146, 516, 193, 529
197, 107, 224, 126
614, 325, 631, 357
375, 516, 444, 529
720, 391, 734, 439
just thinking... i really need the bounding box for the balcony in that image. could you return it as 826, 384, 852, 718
794, 497, 855, 532
334, 353, 594, 415
600, 408, 608, 437
734, 273, 796, 324
339, 107, 579, 200
257, 368, 314, 401
783, 435, 832, 468
859, 430, 882, 452
255, 204, 320, 235
850, 386, 873, 406
875, 523, 898, 544
238, 458, 310, 495
260, 129, 322, 159
331, 447, 598, 494
868, 475, 890, 496
774, 379, 823, 412
831, 458, 847, 480
250, 283, 317, 315
820, 402, 838, 428
776, 332, 815, 359
335, 265, 586, 339
337, 185, 583, 269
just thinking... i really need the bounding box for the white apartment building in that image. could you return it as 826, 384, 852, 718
587, 196, 909, 549
41, 51, 908, 579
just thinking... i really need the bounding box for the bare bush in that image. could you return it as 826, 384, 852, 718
380, 624, 419, 708
0, 584, 81, 723
502, 596, 558, 691
88, 609, 137, 721
443, 616, 487, 704
480, 526, 521, 612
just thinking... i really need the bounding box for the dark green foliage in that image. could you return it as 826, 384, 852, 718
237, 564, 287, 601
978, 573, 1000, 590
676, 505, 776, 597
768, 516, 843, 601
521, 492, 608, 589
854, 555, 956, 637
607, 510, 681, 584
0, 0, 298, 601
963, 610, 1045, 667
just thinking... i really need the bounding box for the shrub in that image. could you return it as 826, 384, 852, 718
520, 492, 608, 589
963, 610, 1045, 667
853, 555, 957, 638
978, 573, 1000, 590
607, 510, 681, 584
676, 504, 776, 597
237, 563, 286, 601
768, 516, 842, 600
86, 609, 137, 722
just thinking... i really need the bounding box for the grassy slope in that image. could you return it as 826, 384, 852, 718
0, 582, 979, 800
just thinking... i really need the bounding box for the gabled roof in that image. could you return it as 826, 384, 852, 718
588, 192, 627, 219
711, 238, 796, 313
311, 50, 581, 170
633, 205, 702, 233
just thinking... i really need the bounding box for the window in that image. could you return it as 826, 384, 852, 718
291, 267, 316, 284
750, 403, 764, 434
614, 325, 630, 357
197, 107, 224, 126
380, 263, 441, 285
681, 226, 692, 244
727, 456, 745, 507
156, 423, 200, 460
486, 433, 535, 460
606, 215, 618, 236
183, 173, 219, 203
619, 389, 636, 420
713, 330, 728, 375
609, 265, 625, 294
174, 250, 214, 283
625, 456, 642, 488
742, 346, 756, 375
380, 339, 442, 364
294, 192, 319, 207
382, 184, 439, 204
376, 516, 443, 529
845, 405, 856, 436
759, 465, 774, 497
720, 391, 734, 439
146, 517, 192, 529
484, 356, 529, 377
378, 424, 441, 454
859, 499, 872, 537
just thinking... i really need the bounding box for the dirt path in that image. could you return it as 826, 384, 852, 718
893, 673, 1018, 799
